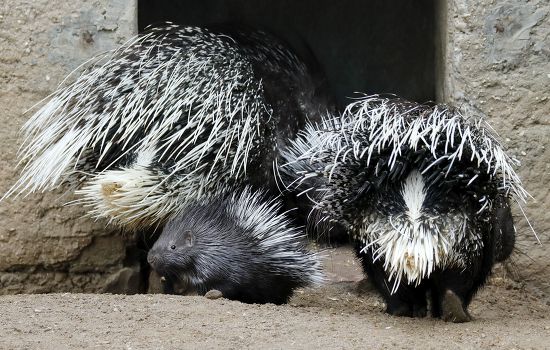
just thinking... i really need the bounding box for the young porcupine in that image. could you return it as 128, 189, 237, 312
6, 24, 332, 229
280, 95, 529, 322
147, 187, 323, 304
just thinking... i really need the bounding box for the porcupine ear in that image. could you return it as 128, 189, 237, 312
182, 231, 195, 248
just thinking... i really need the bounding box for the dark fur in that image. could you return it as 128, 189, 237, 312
281, 97, 520, 321
356, 201, 509, 321
147, 191, 320, 304
353, 174, 515, 321
351, 165, 514, 318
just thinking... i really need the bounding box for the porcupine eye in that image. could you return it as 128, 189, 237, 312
170, 245, 176, 250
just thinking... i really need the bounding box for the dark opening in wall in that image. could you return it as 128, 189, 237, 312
138, 0, 435, 106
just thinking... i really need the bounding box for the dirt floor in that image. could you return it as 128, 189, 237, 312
1, 248, 549, 350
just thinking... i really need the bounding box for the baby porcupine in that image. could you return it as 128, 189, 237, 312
280, 95, 529, 322
147, 187, 323, 304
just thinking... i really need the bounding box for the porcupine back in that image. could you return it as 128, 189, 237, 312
6, 24, 332, 229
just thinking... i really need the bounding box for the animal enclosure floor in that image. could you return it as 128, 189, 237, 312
1, 248, 549, 349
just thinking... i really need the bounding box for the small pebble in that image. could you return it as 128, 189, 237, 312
204, 289, 223, 300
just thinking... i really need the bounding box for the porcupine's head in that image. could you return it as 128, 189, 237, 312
146, 219, 199, 292
280, 95, 527, 292
146, 193, 235, 292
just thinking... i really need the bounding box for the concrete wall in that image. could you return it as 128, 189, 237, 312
438, 0, 550, 290
0, 0, 548, 294
0, 0, 139, 294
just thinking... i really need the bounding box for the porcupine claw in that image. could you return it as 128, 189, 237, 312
160, 276, 175, 295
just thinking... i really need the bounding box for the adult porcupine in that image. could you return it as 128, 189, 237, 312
280, 95, 529, 322
6, 24, 332, 229
147, 187, 323, 304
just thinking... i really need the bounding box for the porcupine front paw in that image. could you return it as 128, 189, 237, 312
412, 303, 428, 318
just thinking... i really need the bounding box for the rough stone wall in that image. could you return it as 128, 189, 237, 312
1, 0, 548, 294
0, 0, 139, 294
438, 1, 550, 290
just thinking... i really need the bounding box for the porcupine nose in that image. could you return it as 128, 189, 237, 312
147, 250, 160, 269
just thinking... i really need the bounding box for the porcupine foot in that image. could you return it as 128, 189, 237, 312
440, 290, 472, 323
160, 276, 192, 295
430, 269, 477, 322
385, 289, 428, 318
160, 276, 175, 294
387, 301, 428, 318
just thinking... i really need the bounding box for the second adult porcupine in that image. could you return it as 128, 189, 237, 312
147, 187, 323, 304
6, 24, 332, 229
280, 95, 528, 322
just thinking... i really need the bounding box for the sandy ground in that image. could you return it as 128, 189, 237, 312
1, 248, 550, 350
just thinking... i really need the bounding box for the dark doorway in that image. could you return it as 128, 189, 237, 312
139, 0, 436, 106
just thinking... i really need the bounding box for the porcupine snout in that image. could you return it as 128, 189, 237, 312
147, 244, 187, 279
147, 249, 167, 273
147, 249, 181, 294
